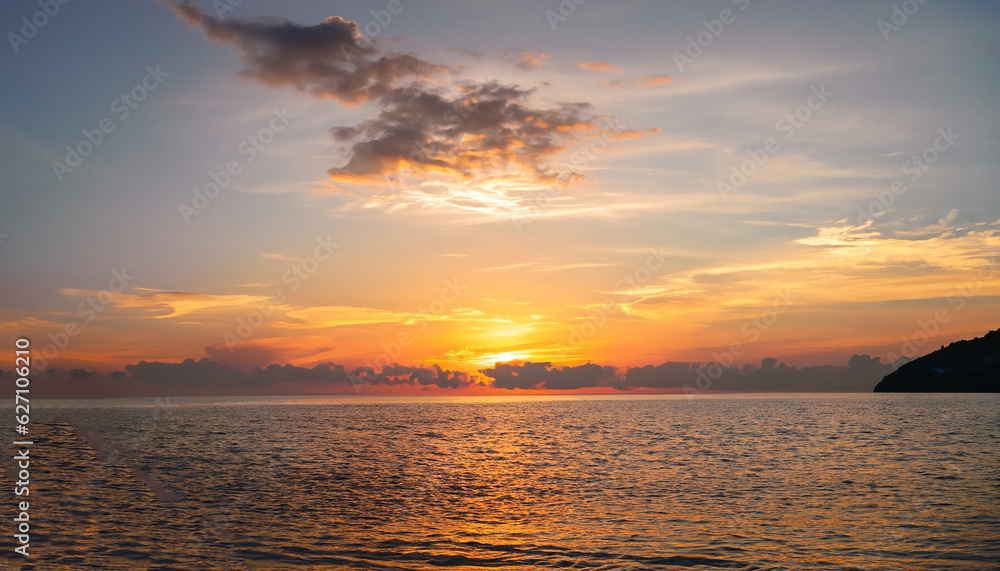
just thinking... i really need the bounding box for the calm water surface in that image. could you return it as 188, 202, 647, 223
4, 393, 998, 570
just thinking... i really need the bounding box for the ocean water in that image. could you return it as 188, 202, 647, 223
4, 393, 999, 570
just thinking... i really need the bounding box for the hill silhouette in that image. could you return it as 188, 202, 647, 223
874, 328, 1000, 392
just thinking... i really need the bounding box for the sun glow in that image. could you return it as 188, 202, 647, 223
470, 350, 536, 367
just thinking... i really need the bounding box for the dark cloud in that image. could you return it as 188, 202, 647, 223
3, 359, 470, 397
377, 364, 467, 389
170, 4, 657, 195
623, 355, 894, 392
329, 81, 598, 184
2, 354, 895, 397
171, 2, 445, 105
623, 361, 701, 389
482, 361, 619, 390
482, 355, 893, 392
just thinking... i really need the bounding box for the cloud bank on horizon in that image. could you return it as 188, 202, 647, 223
3, 353, 893, 397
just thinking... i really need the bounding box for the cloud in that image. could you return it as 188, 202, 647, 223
624, 356, 893, 392
892, 208, 959, 238
481, 361, 619, 390
480, 355, 892, 392
376, 363, 468, 388
171, 4, 655, 218
4, 352, 901, 396
605, 75, 674, 89
505, 49, 549, 70
0, 315, 65, 333
578, 61, 619, 73
282, 305, 424, 328
527, 262, 620, 273
326, 80, 602, 187
71, 287, 272, 319
617, 213, 1000, 327
1, 358, 474, 397
482, 261, 540, 272
170, 2, 446, 105
606, 127, 661, 142
794, 217, 1000, 275
260, 252, 300, 261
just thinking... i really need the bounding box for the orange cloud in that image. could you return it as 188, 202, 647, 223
578, 61, 619, 73
99, 288, 273, 319
517, 51, 549, 69
281, 305, 424, 328
607, 128, 662, 142
605, 75, 675, 89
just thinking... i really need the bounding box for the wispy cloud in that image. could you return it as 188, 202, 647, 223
505, 49, 549, 70
482, 261, 540, 272
577, 61, 619, 73
282, 305, 423, 328
527, 262, 620, 273
88, 288, 273, 319
605, 75, 674, 89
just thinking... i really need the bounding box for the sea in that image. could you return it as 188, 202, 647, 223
4, 393, 999, 570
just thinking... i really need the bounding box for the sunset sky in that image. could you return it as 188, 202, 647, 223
2, 1, 998, 388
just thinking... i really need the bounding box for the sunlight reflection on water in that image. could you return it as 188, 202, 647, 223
5, 393, 999, 570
